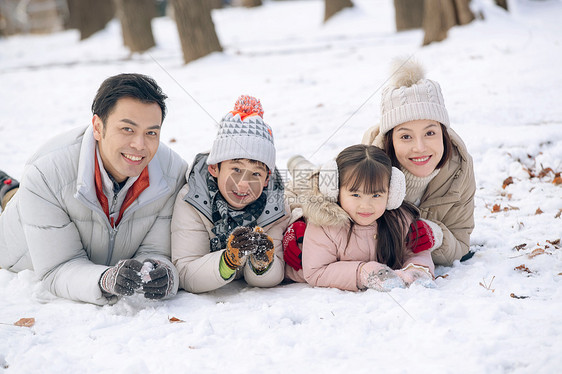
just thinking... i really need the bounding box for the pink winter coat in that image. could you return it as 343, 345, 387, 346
302, 221, 434, 291
283, 155, 434, 290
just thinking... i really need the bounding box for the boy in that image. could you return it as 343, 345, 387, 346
171, 96, 289, 293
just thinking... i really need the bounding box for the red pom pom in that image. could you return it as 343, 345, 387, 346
233, 95, 264, 118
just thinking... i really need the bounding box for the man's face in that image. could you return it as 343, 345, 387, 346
93, 97, 162, 183
208, 159, 269, 210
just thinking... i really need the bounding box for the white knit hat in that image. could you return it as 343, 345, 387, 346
207, 95, 276, 172
376, 58, 450, 148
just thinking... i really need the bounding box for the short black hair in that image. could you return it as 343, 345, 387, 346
91, 73, 167, 124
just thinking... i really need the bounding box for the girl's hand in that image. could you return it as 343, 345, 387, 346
357, 262, 406, 292
395, 264, 436, 288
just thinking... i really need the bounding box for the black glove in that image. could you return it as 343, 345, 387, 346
99, 259, 143, 296
141, 259, 174, 300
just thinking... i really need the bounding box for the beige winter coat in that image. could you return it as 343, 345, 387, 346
171, 155, 290, 294
362, 126, 475, 266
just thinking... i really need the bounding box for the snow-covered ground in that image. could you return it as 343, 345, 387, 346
1, 0, 561, 372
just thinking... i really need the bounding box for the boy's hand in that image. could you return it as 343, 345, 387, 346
224, 227, 254, 269
248, 227, 275, 273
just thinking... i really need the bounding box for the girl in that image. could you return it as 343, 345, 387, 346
362, 58, 476, 266
284, 144, 434, 292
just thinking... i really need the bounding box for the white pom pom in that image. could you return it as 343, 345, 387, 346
389, 57, 425, 88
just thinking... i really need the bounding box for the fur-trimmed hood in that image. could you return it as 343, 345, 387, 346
285, 155, 350, 227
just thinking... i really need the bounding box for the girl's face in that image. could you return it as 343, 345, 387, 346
391, 119, 444, 177
339, 184, 388, 226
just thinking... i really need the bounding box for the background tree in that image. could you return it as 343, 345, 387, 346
115, 0, 156, 53
171, 0, 222, 64
422, 0, 474, 46
394, 0, 424, 31
238, 0, 263, 7
324, 0, 353, 23
67, 0, 114, 40
495, 0, 508, 11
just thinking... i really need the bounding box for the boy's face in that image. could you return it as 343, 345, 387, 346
208, 159, 269, 210
93, 97, 162, 183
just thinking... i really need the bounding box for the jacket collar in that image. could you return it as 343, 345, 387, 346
75, 125, 170, 220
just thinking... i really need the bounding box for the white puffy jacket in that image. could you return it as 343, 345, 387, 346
0, 125, 188, 305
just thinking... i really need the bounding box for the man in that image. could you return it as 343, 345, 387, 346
0, 73, 188, 305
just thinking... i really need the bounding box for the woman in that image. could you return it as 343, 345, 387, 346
361, 58, 475, 266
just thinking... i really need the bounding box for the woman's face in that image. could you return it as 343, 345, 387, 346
391, 119, 444, 177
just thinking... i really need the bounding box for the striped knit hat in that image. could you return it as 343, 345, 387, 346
375, 58, 449, 148
207, 95, 276, 171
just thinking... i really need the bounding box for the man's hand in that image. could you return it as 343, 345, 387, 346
141, 259, 175, 300
99, 259, 143, 296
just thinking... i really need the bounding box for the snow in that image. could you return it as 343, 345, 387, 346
1, 0, 561, 372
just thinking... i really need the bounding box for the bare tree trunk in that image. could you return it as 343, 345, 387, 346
324, 0, 353, 23
172, 0, 222, 64
209, 0, 225, 9
115, 0, 156, 53
422, 0, 474, 46
67, 0, 114, 40
453, 0, 475, 25
240, 0, 262, 7
495, 0, 508, 11
394, 0, 424, 31
423, 0, 450, 46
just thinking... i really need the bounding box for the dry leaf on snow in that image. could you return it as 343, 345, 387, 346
14, 318, 35, 328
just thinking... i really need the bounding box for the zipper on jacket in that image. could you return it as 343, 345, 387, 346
105, 226, 118, 265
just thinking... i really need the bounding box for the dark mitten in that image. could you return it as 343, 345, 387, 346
408, 219, 436, 253
224, 226, 254, 269
141, 259, 174, 300
248, 227, 275, 273
282, 220, 306, 271
99, 259, 143, 296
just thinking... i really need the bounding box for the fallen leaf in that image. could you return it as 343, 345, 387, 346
535, 208, 543, 215
514, 264, 531, 273
553, 174, 562, 185
510, 293, 529, 299
546, 239, 560, 248
168, 316, 185, 323
528, 248, 545, 258
556, 209, 562, 219
538, 167, 553, 178
436, 274, 449, 279
14, 318, 35, 328
502, 176, 514, 189
492, 204, 501, 213
513, 243, 527, 251
169, 138, 177, 143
